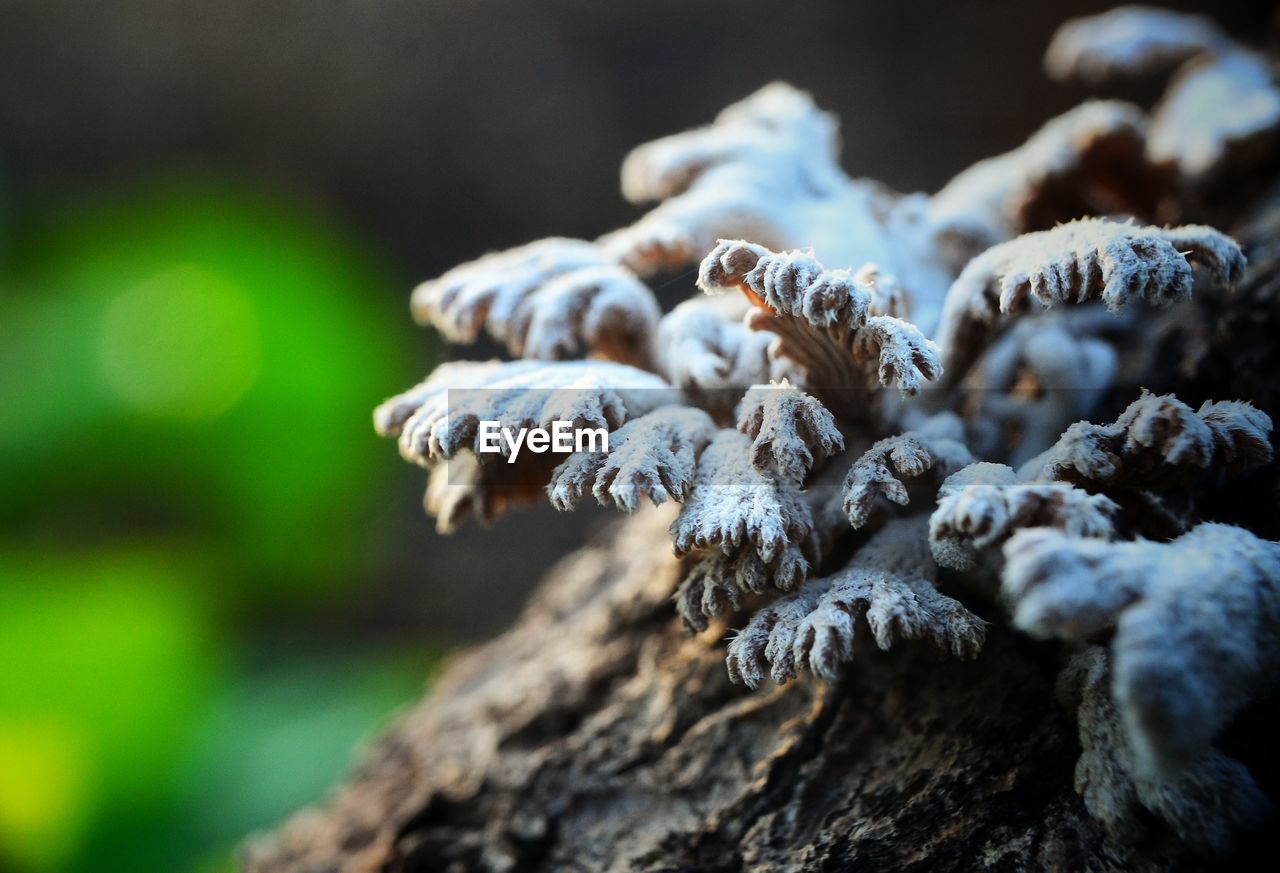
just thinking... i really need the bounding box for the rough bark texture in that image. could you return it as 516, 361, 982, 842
242, 504, 1274, 872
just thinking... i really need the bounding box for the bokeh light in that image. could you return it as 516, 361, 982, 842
0, 174, 439, 872
99, 265, 263, 422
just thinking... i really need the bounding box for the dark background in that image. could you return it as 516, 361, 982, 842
0, 3, 1273, 871
3, 0, 1270, 276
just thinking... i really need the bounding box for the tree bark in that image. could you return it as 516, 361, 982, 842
241, 504, 1263, 872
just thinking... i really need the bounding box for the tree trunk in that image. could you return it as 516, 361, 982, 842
241, 504, 1256, 872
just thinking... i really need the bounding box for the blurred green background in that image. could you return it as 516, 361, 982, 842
0, 176, 440, 872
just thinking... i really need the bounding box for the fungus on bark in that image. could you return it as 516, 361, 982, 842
346, 6, 1280, 860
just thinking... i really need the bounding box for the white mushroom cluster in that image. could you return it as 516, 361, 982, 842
375, 5, 1280, 853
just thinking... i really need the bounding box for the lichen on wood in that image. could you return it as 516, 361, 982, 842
251, 6, 1280, 869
